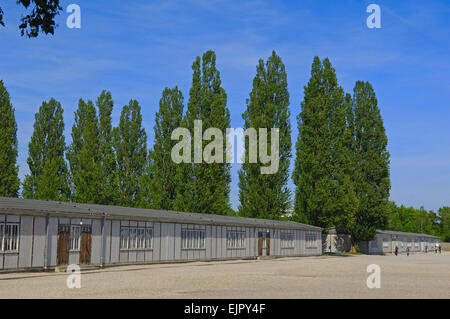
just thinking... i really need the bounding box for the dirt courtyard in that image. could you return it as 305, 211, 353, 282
0, 252, 448, 299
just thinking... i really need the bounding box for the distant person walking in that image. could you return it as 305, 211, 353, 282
438, 244, 441, 254
406, 247, 410, 256
435, 244, 438, 254
395, 246, 398, 256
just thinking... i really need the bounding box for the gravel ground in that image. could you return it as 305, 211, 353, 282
0, 252, 448, 299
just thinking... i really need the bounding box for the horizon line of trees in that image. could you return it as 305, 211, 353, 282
0, 51, 448, 243
387, 202, 449, 242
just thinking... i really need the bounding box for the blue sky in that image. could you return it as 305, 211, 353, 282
0, 0, 449, 212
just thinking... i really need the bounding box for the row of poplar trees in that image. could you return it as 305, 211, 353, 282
0, 51, 390, 244
292, 57, 390, 245
21, 92, 148, 207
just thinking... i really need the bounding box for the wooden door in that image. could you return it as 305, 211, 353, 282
80, 230, 92, 264
258, 232, 263, 256
266, 232, 270, 256
57, 226, 70, 265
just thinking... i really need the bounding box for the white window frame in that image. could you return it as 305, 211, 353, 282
227, 230, 246, 249
120, 226, 153, 250
120, 227, 129, 249
129, 228, 137, 249
0, 223, 3, 252
181, 229, 206, 250
0, 223, 20, 252
145, 228, 153, 249
305, 232, 318, 249
281, 231, 295, 249
69, 225, 81, 251
136, 228, 145, 249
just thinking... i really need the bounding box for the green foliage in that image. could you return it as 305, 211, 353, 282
387, 202, 449, 241
67, 99, 102, 203
148, 87, 184, 210
174, 50, 231, 215
137, 148, 155, 209
0, 1, 63, 37
238, 50, 292, 220
439, 207, 450, 242
173, 57, 201, 213
66, 90, 118, 205
113, 99, 147, 207
350, 81, 390, 242
292, 57, 357, 231
2, 51, 444, 244
96, 90, 118, 205
226, 208, 239, 216
293, 61, 390, 244
0, 81, 20, 197
23, 98, 70, 200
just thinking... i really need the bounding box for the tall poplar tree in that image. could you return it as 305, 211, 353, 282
137, 147, 155, 208
173, 57, 201, 213
238, 50, 292, 220
351, 81, 390, 242
23, 98, 70, 200
174, 50, 231, 215
0, 81, 20, 197
113, 99, 147, 207
438, 207, 450, 242
96, 90, 118, 204
67, 99, 102, 203
292, 57, 356, 230
150, 87, 184, 210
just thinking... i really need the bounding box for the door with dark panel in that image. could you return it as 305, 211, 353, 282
258, 232, 263, 256
80, 225, 92, 264
266, 232, 270, 256
57, 225, 70, 265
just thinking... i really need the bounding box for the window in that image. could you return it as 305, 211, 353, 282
305, 232, 318, 249
0, 224, 3, 251
181, 229, 205, 249
129, 228, 137, 249
120, 227, 129, 249
120, 226, 153, 250
227, 231, 246, 249
70, 225, 81, 251
383, 238, 390, 249
281, 231, 295, 249
136, 228, 145, 249
407, 239, 412, 248
0, 223, 20, 252
145, 228, 153, 249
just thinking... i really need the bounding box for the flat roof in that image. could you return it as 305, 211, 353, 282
376, 229, 440, 239
0, 197, 322, 231
325, 227, 439, 239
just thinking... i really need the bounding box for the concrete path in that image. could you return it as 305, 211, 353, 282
0, 252, 448, 298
